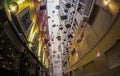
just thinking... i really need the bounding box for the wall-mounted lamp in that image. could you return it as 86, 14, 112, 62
38, 0, 42, 2
17, 0, 25, 4
103, 0, 111, 6
9, 2, 19, 14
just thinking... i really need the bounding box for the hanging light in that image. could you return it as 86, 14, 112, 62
9, 2, 19, 14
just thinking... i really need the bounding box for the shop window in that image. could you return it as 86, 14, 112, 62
105, 42, 120, 69
15, 6, 32, 37
70, 71, 73, 76
74, 68, 79, 76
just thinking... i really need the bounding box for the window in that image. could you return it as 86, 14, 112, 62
88, 4, 100, 26
83, 61, 97, 75
70, 71, 73, 76
21, 11, 32, 30
16, 6, 33, 37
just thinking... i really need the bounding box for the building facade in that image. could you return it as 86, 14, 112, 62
0, 0, 49, 76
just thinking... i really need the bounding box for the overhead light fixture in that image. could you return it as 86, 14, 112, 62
9, 2, 19, 14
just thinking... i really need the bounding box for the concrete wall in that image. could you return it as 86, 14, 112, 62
64, 11, 120, 76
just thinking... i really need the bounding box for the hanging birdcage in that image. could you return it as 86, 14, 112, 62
68, 34, 73, 38
56, 36, 61, 41
60, 15, 68, 20
59, 26, 63, 30
65, 24, 71, 28
65, 3, 71, 8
